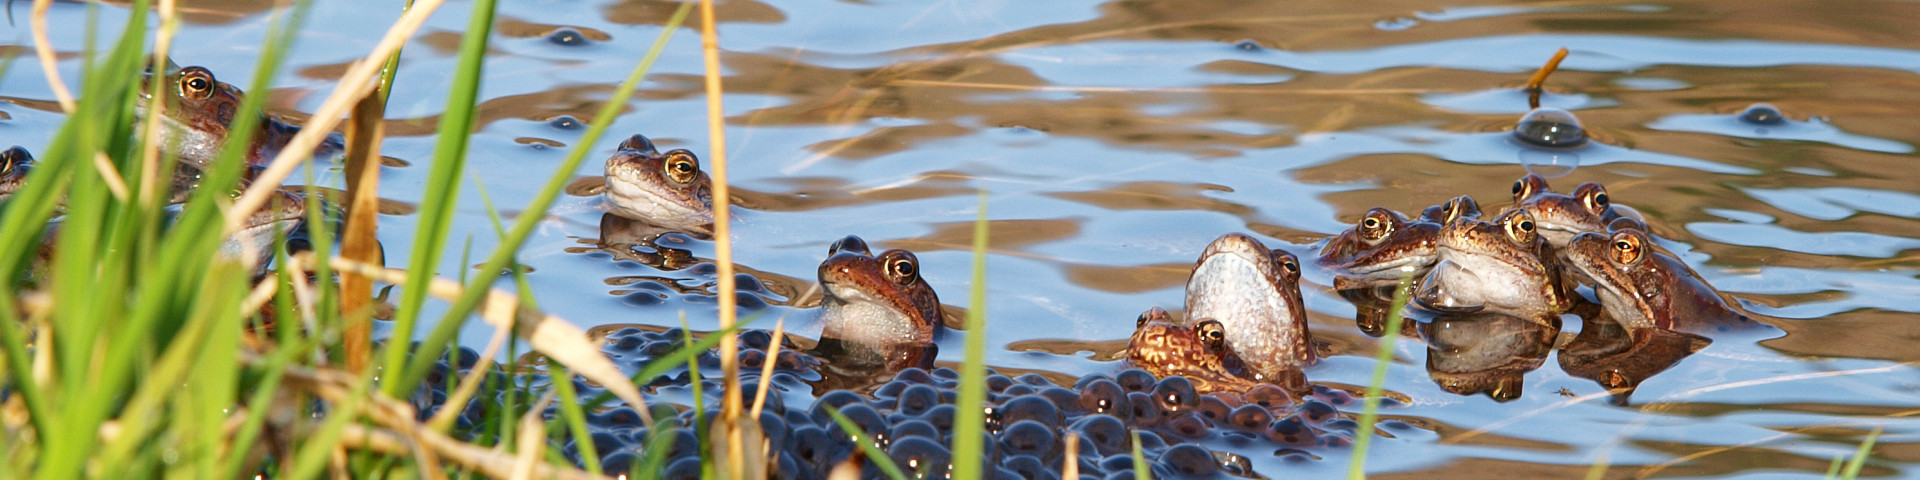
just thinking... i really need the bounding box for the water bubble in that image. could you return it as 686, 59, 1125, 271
1518, 149, 1581, 178
1739, 103, 1786, 125
1512, 107, 1588, 148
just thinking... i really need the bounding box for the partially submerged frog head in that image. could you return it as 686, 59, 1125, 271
1185, 233, 1315, 379
1510, 174, 1637, 248
1417, 210, 1570, 317
1561, 228, 1758, 334
0, 146, 34, 200
1318, 208, 1440, 287
602, 134, 715, 238
138, 62, 340, 167
1124, 307, 1260, 394
817, 235, 943, 346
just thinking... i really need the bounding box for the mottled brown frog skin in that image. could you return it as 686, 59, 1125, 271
0, 146, 34, 200
1320, 196, 1481, 289
1125, 307, 1260, 394
1561, 228, 1760, 334
1416, 210, 1571, 317
1510, 174, 1642, 249
138, 64, 341, 168
1185, 233, 1315, 381
817, 235, 943, 346
602, 134, 715, 238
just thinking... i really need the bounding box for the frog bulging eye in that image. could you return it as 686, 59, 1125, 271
662, 150, 700, 184
178, 68, 216, 100
1359, 209, 1395, 241
1196, 320, 1227, 352
1503, 211, 1538, 243
1512, 174, 1548, 204
1575, 182, 1611, 213
1274, 252, 1301, 281
1609, 231, 1645, 265
882, 251, 920, 285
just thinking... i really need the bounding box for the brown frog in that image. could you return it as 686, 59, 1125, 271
138, 63, 342, 168
1, 146, 34, 200
1185, 233, 1315, 382
217, 189, 311, 276
601, 134, 715, 238
1124, 307, 1262, 394
1416, 210, 1571, 317
816, 235, 942, 346
1560, 227, 1762, 334
1509, 174, 1642, 249
1319, 196, 1481, 289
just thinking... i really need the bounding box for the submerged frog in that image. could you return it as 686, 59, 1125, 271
1, 146, 34, 200
1510, 174, 1642, 248
1124, 307, 1263, 394
601, 134, 715, 238
1416, 210, 1571, 317
1319, 196, 1481, 289
218, 189, 311, 275
1184, 233, 1315, 382
1561, 227, 1762, 334
138, 63, 342, 168
816, 235, 942, 346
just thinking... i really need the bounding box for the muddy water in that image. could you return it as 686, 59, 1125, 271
6, 0, 1920, 477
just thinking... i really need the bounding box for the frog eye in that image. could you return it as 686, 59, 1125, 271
882, 251, 920, 285
1444, 196, 1478, 224
1195, 320, 1227, 352
1274, 252, 1300, 281
662, 150, 700, 185
1504, 211, 1537, 243
1609, 231, 1644, 265
1575, 182, 1610, 212
1360, 209, 1394, 241
178, 67, 215, 100
1512, 174, 1548, 204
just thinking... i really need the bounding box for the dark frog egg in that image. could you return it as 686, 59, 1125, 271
1157, 444, 1220, 477
1151, 377, 1199, 413
548, 27, 590, 46
1077, 378, 1129, 417
1739, 102, 1786, 125
889, 436, 953, 479
1512, 107, 1588, 148
1115, 369, 1157, 393
1071, 415, 1132, 457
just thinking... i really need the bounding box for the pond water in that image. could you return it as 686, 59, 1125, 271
5, 0, 1919, 477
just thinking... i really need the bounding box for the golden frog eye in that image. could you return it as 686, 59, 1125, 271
1274, 252, 1300, 282
662, 150, 699, 185
1443, 195, 1478, 224
1576, 182, 1610, 212
178, 67, 215, 100
1196, 320, 1227, 353
1610, 231, 1644, 265
1504, 211, 1537, 243
1360, 209, 1394, 241
1512, 174, 1548, 204
882, 251, 919, 285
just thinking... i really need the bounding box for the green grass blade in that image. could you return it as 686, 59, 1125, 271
1823, 454, 1843, 480
550, 365, 601, 476
951, 190, 990, 479
824, 405, 908, 480
1347, 274, 1415, 480
393, 0, 694, 397
1839, 426, 1882, 480
1131, 431, 1151, 480
380, 0, 502, 398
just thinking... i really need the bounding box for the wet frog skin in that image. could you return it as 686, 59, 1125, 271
1124, 307, 1261, 394
1509, 174, 1642, 249
1185, 233, 1315, 381
0, 146, 34, 200
1416, 209, 1572, 317
601, 134, 715, 238
1320, 196, 1481, 289
1561, 227, 1761, 334
816, 235, 943, 347
138, 64, 342, 168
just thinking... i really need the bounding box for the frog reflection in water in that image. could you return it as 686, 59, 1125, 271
1417, 312, 1559, 402
601, 134, 714, 239
137, 63, 342, 168
1184, 233, 1315, 385
1559, 309, 1711, 405
1124, 307, 1264, 394
809, 235, 943, 389
1416, 209, 1571, 317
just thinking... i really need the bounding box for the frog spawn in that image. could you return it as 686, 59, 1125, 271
406, 329, 1361, 479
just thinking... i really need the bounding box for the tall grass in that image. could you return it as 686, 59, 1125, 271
1346, 275, 1415, 480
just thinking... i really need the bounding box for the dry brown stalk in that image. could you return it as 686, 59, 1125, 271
1526, 47, 1570, 109
697, 0, 746, 476
340, 81, 390, 373
28, 0, 73, 113
749, 319, 785, 419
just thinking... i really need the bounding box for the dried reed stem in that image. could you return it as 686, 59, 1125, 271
28, 0, 73, 113
696, 0, 745, 476
1526, 47, 1570, 109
